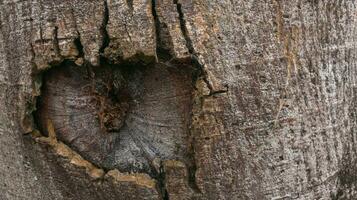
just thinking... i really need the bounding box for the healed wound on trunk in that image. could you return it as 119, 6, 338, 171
34, 60, 196, 176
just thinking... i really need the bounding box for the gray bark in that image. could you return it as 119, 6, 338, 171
0, 0, 356, 200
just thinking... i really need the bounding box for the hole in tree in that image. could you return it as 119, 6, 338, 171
34, 59, 198, 176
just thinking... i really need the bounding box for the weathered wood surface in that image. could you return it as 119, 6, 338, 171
0, 0, 356, 199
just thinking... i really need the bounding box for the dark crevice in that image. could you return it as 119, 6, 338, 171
192, 54, 229, 95
151, 0, 161, 59
188, 155, 201, 193
53, 26, 61, 60
126, 0, 134, 11
29, 43, 37, 70
172, 2, 225, 94
174, 0, 194, 54
154, 162, 169, 200
205, 87, 229, 97
74, 35, 84, 58
99, 0, 110, 55
151, 0, 174, 61
39, 25, 44, 42
190, 56, 214, 93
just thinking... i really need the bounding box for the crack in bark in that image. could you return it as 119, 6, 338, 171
173, 0, 227, 95
52, 26, 61, 60
204, 88, 229, 97
156, 161, 170, 200
151, 0, 174, 61
99, 0, 110, 56
74, 34, 84, 59
126, 0, 134, 11
151, 0, 162, 61
29, 43, 36, 69
191, 56, 229, 96
173, 0, 193, 54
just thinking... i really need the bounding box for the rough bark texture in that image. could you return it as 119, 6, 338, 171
0, 0, 357, 200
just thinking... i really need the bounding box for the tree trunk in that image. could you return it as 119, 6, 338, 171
0, 0, 356, 199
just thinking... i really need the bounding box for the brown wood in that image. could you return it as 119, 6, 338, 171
0, 0, 356, 199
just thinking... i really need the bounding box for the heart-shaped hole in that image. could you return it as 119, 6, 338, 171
35, 60, 196, 175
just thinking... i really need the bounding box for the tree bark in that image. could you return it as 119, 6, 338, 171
0, 0, 356, 200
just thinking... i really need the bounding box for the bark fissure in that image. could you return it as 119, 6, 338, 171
203, 86, 229, 97
151, 0, 174, 61
126, 0, 134, 11
74, 35, 84, 59
52, 26, 60, 60
99, 0, 110, 55
157, 162, 170, 200
173, 1, 228, 95
151, 0, 160, 59
173, 0, 194, 54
